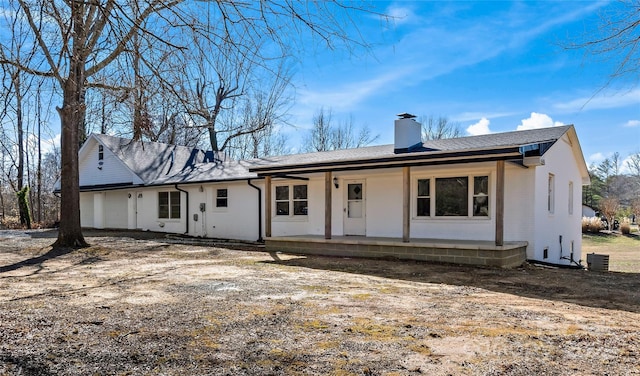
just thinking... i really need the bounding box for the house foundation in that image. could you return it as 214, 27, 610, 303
266, 236, 527, 268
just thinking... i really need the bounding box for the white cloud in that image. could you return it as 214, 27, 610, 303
453, 111, 516, 122
466, 117, 491, 136
554, 89, 640, 112
620, 155, 635, 175
516, 112, 564, 131
384, 4, 417, 25
40, 134, 60, 154
588, 152, 606, 163
624, 120, 640, 127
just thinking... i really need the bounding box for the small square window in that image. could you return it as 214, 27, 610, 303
216, 188, 228, 208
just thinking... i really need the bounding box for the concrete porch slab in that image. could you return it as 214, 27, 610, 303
266, 235, 528, 268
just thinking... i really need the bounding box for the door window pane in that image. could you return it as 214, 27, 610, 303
348, 184, 362, 200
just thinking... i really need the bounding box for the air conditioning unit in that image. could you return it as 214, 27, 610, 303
586, 253, 609, 272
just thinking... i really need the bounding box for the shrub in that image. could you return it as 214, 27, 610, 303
582, 216, 604, 233
620, 218, 631, 235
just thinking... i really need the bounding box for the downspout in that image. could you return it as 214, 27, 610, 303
247, 179, 264, 242
174, 184, 189, 234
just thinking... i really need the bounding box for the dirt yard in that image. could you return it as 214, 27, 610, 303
1, 230, 639, 375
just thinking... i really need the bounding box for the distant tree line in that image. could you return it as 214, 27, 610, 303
583, 151, 640, 225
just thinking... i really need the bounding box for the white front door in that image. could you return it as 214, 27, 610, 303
344, 181, 366, 236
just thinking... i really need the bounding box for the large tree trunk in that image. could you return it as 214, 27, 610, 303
13, 71, 31, 228
54, 59, 88, 248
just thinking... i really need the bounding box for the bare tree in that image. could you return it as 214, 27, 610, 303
600, 197, 620, 230
304, 108, 378, 152
565, 1, 639, 89
631, 198, 640, 224
305, 108, 334, 152
419, 115, 463, 140
1, 0, 380, 247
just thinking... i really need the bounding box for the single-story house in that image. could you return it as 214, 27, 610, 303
61, 114, 590, 268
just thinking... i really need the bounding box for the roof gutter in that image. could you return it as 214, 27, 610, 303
250, 147, 522, 175
174, 184, 189, 234
254, 153, 522, 176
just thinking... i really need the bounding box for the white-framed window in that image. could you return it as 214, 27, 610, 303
216, 188, 228, 208
472, 176, 489, 217
548, 173, 555, 214
435, 177, 469, 216
98, 145, 104, 160
275, 184, 308, 216
416, 179, 431, 217
158, 191, 181, 219
415, 175, 489, 218
568, 181, 574, 215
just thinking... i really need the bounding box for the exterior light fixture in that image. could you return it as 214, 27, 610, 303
333, 176, 339, 189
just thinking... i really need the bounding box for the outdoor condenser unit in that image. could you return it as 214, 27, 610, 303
586, 253, 609, 272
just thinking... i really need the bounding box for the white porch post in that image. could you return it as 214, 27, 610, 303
495, 160, 505, 246
402, 166, 410, 242
265, 175, 272, 238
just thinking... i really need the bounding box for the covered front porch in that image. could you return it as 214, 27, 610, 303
266, 235, 528, 268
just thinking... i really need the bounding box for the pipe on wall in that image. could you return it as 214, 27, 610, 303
247, 179, 264, 242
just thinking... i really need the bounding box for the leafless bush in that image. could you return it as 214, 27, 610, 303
620, 218, 631, 235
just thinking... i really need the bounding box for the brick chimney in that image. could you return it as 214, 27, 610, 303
394, 113, 422, 153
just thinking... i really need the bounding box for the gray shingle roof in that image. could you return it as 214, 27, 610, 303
249, 125, 573, 171
91, 125, 573, 187
94, 134, 214, 183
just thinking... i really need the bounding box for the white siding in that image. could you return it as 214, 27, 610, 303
80, 192, 94, 227
504, 164, 535, 250
365, 171, 403, 237
531, 134, 583, 265
187, 182, 261, 241
104, 191, 129, 229
79, 139, 141, 186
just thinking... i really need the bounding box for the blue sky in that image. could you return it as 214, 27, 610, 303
285, 1, 640, 171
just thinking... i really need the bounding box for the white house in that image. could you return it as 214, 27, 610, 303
64, 114, 590, 268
